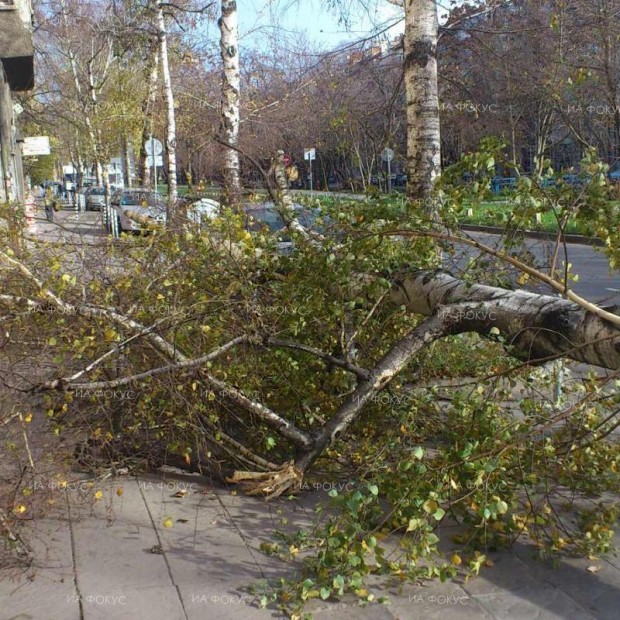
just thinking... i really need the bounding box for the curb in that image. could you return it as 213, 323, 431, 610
457, 224, 604, 246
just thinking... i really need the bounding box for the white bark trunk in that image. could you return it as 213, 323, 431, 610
219, 0, 241, 207
140, 42, 160, 189
403, 0, 441, 207
60, 0, 103, 186
390, 270, 620, 370
156, 2, 178, 215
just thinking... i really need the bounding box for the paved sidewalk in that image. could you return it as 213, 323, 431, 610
27, 202, 105, 244
1, 471, 618, 620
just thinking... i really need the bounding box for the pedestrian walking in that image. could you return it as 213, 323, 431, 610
44, 186, 55, 222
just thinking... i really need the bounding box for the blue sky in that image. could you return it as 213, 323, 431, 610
239, 0, 406, 50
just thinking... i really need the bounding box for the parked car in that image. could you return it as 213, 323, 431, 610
608, 166, 620, 183
491, 176, 517, 194
184, 197, 221, 226
85, 186, 106, 211
244, 202, 326, 253
109, 188, 166, 233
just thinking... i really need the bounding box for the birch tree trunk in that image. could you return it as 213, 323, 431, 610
156, 1, 178, 216
59, 0, 103, 186
293, 272, 620, 479
139, 41, 160, 189
219, 0, 241, 207
402, 0, 441, 207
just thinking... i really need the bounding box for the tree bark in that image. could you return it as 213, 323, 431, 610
139, 40, 160, 189
156, 1, 178, 216
390, 270, 620, 370
403, 0, 441, 208
219, 0, 241, 208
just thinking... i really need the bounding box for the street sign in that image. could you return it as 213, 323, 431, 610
23, 136, 51, 156
304, 148, 316, 161
145, 138, 163, 156
381, 147, 394, 162
146, 155, 164, 167
282, 153, 292, 166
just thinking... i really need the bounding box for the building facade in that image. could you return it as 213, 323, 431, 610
0, 0, 34, 202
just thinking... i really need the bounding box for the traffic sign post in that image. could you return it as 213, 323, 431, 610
381, 148, 394, 193
304, 148, 316, 194
146, 138, 163, 193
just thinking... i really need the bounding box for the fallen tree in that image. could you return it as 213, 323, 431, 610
1, 232, 618, 496
2, 174, 619, 613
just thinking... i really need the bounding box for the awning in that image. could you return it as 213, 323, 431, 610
0, 9, 34, 90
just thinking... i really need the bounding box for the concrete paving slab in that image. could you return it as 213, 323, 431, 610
382, 581, 493, 620
510, 538, 620, 620
178, 584, 272, 620
0, 519, 78, 620
0, 578, 81, 620
310, 603, 396, 619
465, 586, 597, 620
3, 471, 619, 620
81, 585, 185, 620
457, 550, 599, 619
70, 480, 174, 593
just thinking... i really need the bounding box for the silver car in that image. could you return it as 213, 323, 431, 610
110, 189, 166, 233
85, 187, 106, 211
244, 202, 324, 253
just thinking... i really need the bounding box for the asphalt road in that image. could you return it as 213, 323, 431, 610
30, 206, 620, 304
451, 231, 620, 304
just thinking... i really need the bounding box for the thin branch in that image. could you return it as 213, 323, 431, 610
263, 337, 370, 380
42, 336, 249, 391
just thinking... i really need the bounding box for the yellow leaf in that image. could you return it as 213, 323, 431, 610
104, 328, 117, 342
116, 488, 124, 497
163, 517, 174, 528
13, 504, 27, 514
23, 413, 33, 423
94, 490, 103, 500
422, 499, 438, 514
451, 554, 462, 566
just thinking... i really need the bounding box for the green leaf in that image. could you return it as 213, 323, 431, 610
333, 575, 345, 593
433, 507, 446, 521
